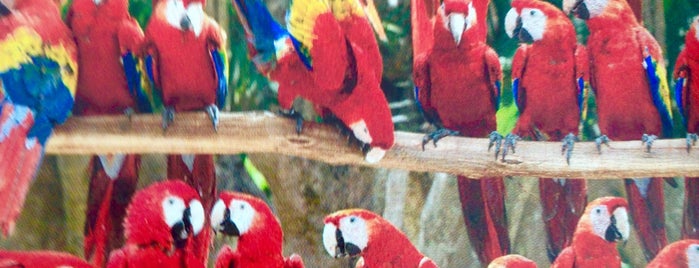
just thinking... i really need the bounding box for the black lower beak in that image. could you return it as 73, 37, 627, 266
571, 0, 589, 20
513, 17, 533, 43
605, 215, 623, 242
180, 16, 191, 30
512, 17, 523, 40
0, 2, 10, 16
335, 229, 346, 257
345, 243, 362, 256
171, 207, 194, 248
219, 208, 240, 236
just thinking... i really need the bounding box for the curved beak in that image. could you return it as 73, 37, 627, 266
360, 0, 387, 42
180, 15, 192, 31
448, 13, 466, 45
170, 207, 193, 248
217, 208, 241, 236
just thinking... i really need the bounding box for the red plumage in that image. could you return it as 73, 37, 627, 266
211, 191, 304, 268
647, 239, 699, 268
412, 0, 506, 264
551, 197, 630, 268
675, 18, 699, 240
322, 209, 437, 267
506, 0, 588, 262
0, 250, 94, 267
0, 0, 77, 236
567, 0, 670, 260
144, 0, 227, 262
66, 0, 144, 265
107, 180, 206, 268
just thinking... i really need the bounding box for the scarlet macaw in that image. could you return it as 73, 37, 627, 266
564, 0, 673, 260
210, 191, 305, 268
0, 250, 94, 267
323, 208, 438, 267
551, 196, 630, 268
412, 0, 507, 264
230, 0, 394, 163
504, 0, 588, 261
66, 0, 149, 264
0, 0, 77, 236
487, 254, 537, 268
106, 180, 206, 268
646, 239, 699, 268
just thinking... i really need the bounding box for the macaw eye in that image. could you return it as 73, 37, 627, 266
530, 10, 536, 16
350, 217, 357, 223
595, 208, 601, 214
240, 204, 245, 210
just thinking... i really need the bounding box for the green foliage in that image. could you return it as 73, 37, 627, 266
129, 0, 153, 28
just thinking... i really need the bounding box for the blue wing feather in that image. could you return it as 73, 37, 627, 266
675, 77, 686, 126
494, 80, 501, 110
122, 52, 152, 113
414, 85, 424, 114
643, 55, 673, 137
145, 55, 156, 87
232, 0, 311, 70
211, 49, 227, 108
577, 77, 584, 113
512, 78, 520, 111
0, 56, 73, 145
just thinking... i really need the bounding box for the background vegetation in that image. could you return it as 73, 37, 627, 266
2, 0, 699, 267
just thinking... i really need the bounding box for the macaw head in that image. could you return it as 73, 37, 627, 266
647, 239, 699, 267
322, 209, 379, 258
328, 0, 387, 42
505, 0, 572, 43
123, 180, 206, 252
159, 0, 205, 36
439, 0, 476, 45
577, 196, 630, 243
209, 191, 282, 244
343, 82, 395, 163
487, 254, 538, 268
687, 16, 699, 46
562, 0, 634, 22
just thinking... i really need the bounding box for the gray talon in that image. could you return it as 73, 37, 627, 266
595, 135, 611, 154
562, 133, 578, 165
279, 108, 304, 134
502, 133, 521, 161
205, 104, 220, 131
422, 128, 459, 150
687, 133, 698, 153
124, 107, 135, 122
489, 131, 504, 160
641, 134, 657, 153
162, 106, 175, 130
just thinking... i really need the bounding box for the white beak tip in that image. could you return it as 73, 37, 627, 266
365, 148, 386, 163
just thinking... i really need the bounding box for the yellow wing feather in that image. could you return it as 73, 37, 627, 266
287, 0, 331, 52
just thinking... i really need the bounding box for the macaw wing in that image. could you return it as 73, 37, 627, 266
411, 0, 437, 61
143, 43, 165, 111
413, 54, 440, 125
674, 49, 688, 126
511, 45, 528, 113
121, 52, 152, 113
231, 0, 305, 71
637, 29, 673, 137
286, 0, 336, 71
210, 48, 228, 108
485, 47, 502, 111
574, 44, 590, 124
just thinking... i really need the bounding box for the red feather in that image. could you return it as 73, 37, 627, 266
0, 250, 94, 267
647, 239, 699, 268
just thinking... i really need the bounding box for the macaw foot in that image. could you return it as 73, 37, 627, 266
489, 131, 520, 161
561, 133, 578, 165
595, 135, 611, 154
124, 107, 135, 122
279, 108, 304, 134
687, 133, 698, 153
641, 134, 658, 153
162, 106, 175, 130
421, 128, 459, 150
205, 104, 219, 131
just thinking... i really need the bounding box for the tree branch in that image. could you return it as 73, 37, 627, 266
46, 111, 699, 179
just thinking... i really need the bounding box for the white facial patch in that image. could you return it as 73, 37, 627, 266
693, 17, 699, 41
583, 0, 608, 18
165, 0, 187, 30
519, 8, 547, 41
349, 120, 373, 144
687, 243, 699, 267
210, 199, 226, 229
189, 199, 205, 235
162, 195, 187, 228
465, 2, 476, 31
504, 8, 519, 38
338, 215, 369, 252
589, 204, 611, 239
322, 223, 339, 257
185, 2, 204, 37
93, 0, 102, 5
612, 207, 629, 241
229, 199, 255, 235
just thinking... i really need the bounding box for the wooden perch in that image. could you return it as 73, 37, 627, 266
46, 111, 699, 179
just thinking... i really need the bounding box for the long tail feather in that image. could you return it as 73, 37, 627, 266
167, 154, 216, 265
83, 155, 139, 267
457, 176, 509, 265
539, 178, 587, 262
683, 177, 699, 239
625, 178, 667, 261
